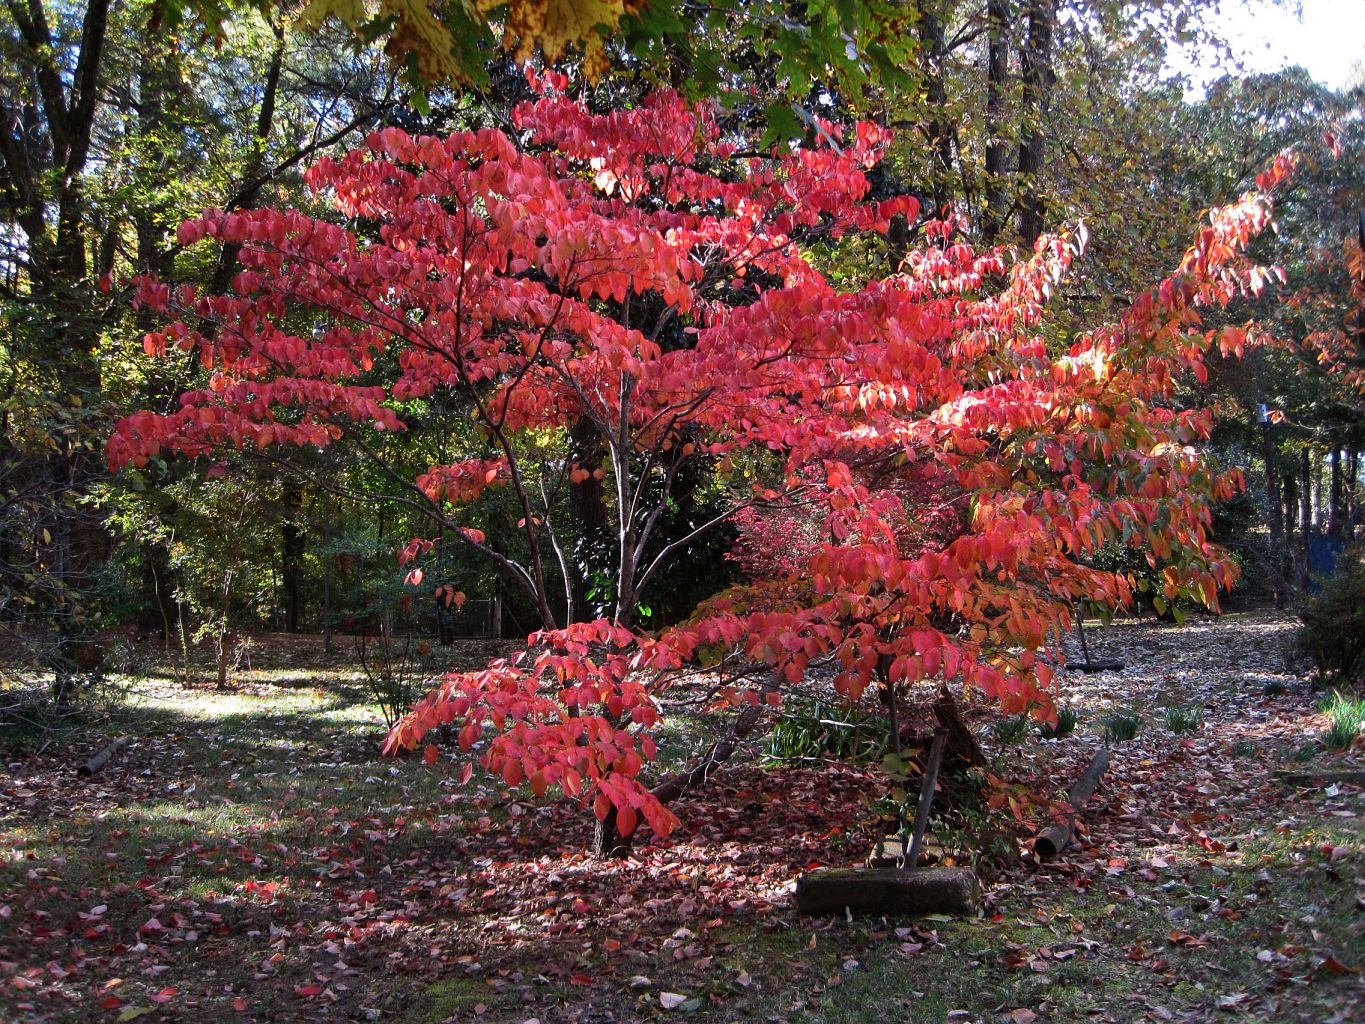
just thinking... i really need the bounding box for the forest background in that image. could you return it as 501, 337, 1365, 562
2, 0, 1361, 690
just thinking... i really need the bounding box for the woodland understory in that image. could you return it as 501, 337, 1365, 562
1, 610, 1360, 1024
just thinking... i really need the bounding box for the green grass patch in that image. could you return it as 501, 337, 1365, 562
1317, 689, 1364, 750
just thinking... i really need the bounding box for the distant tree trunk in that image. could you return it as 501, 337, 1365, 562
1262, 422, 1285, 608
1283, 466, 1298, 589
1347, 448, 1359, 539
915, 3, 957, 214
1329, 447, 1344, 537
568, 417, 609, 623
281, 479, 305, 632
1017, 0, 1057, 247
1300, 447, 1312, 581
982, 0, 1012, 243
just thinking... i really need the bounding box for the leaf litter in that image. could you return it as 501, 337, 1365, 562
0, 612, 1359, 1023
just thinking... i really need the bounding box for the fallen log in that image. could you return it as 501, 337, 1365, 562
795, 866, 980, 917
78, 737, 129, 777
1033, 747, 1110, 860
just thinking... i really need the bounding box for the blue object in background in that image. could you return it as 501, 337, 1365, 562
1308, 534, 1347, 580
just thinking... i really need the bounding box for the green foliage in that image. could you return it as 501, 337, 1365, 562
1295, 552, 1365, 685
766, 697, 883, 763
1163, 705, 1204, 735
991, 713, 1032, 746
1230, 740, 1258, 758
1318, 690, 1364, 751
1102, 711, 1143, 743
1039, 707, 1080, 740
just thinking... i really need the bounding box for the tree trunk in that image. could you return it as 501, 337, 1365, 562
1300, 446, 1312, 584
1017, 0, 1057, 247
1262, 421, 1284, 607
650, 671, 783, 807
982, 0, 1012, 243
280, 479, 305, 632
1329, 446, 1343, 537
915, 3, 958, 215
1348, 448, 1359, 539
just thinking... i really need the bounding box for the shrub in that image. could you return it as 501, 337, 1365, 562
1295, 551, 1365, 684
357, 632, 426, 730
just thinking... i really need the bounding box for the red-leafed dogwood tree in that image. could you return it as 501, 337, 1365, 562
112, 76, 1294, 853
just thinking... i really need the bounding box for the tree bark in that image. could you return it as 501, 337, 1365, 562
981, 0, 1012, 243
915, 2, 958, 215
280, 479, 306, 632
1329, 446, 1343, 537
1017, 0, 1057, 247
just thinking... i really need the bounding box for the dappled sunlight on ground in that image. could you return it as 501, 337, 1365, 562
1, 612, 1360, 1023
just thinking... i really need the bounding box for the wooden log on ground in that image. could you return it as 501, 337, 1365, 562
1033, 747, 1110, 860
78, 737, 129, 777
796, 866, 980, 917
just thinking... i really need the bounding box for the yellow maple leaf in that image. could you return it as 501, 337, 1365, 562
294, 0, 369, 32
493, 0, 625, 72
381, 0, 463, 81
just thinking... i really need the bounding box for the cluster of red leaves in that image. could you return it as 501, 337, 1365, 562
115, 82, 1299, 842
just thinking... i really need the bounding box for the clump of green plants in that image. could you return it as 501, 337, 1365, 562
1230, 740, 1257, 758
1102, 711, 1143, 743
1039, 707, 1079, 739
992, 713, 1032, 745
766, 697, 883, 762
1318, 689, 1364, 751
1164, 705, 1203, 735
1295, 552, 1365, 684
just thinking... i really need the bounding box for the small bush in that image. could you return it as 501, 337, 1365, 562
356, 632, 426, 730
1295, 551, 1365, 684
992, 713, 1032, 745
1164, 705, 1203, 735
1102, 711, 1143, 743
1039, 707, 1079, 739
1262, 680, 1287, 697
1319, 690, 1364, 751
